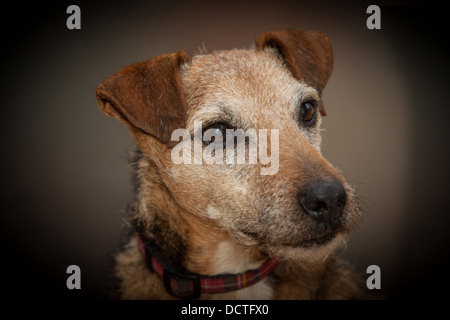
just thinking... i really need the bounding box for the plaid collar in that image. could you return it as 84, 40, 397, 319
136, 233, 280, 299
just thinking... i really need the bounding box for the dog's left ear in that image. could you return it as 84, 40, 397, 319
256, 29, 333, 115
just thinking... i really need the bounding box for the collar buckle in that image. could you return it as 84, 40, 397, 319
163, 267, 201, 299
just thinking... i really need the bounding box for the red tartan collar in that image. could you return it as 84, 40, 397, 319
136, 233, 280, 299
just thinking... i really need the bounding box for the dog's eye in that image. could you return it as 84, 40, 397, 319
299, 101, 317, 126
203, 123, 231, 145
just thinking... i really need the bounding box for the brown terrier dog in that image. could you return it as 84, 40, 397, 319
96, 29, 362, 299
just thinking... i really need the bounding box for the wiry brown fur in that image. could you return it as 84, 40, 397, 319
97, 30, 362, 299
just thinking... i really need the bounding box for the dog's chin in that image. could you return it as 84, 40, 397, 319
266, 232, 348, 262
231, 226, 348, 262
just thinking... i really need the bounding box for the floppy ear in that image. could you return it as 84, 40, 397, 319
96, 51, 190, 144
256, 29, 333, 115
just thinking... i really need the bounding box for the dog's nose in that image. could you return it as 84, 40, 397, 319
298, 180, 347, 223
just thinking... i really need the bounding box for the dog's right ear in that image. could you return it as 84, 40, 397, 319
96, 51, 190, 145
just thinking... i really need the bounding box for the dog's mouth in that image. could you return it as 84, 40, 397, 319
295, 215, 346, 247
237, 223, 341, 249
298, 231, 337, 248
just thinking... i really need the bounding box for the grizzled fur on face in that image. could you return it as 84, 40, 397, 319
96, 29, 362, 299
168, 49, 360, 260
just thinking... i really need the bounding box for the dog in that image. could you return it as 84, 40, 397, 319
96, 29, 362, 299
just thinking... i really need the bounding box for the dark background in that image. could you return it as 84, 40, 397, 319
1, 0, 449, 300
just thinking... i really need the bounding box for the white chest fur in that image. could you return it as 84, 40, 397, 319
211, 240, 274, 300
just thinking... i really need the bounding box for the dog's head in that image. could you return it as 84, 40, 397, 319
97, 30, 360, 261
